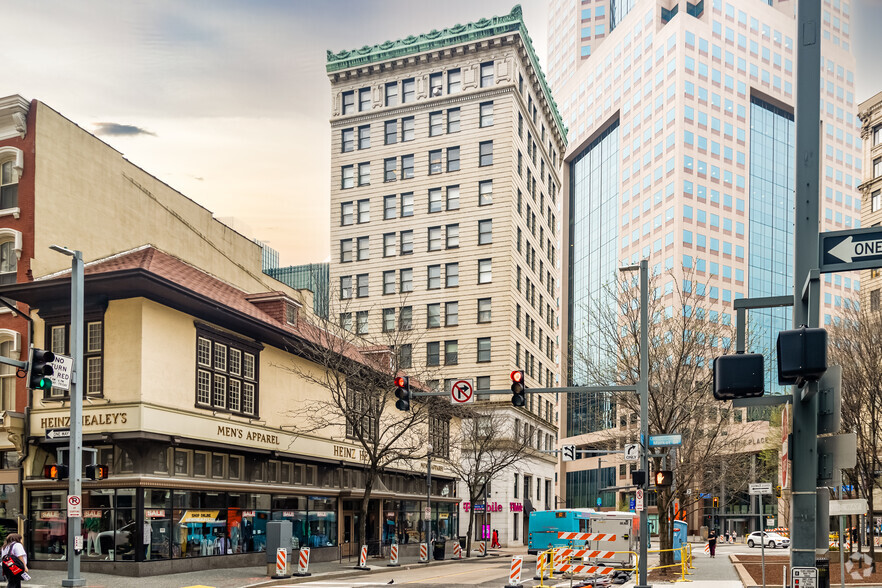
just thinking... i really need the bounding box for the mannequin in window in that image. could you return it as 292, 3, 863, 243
84, 516, 101, 556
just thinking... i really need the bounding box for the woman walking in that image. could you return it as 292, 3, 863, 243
1, 533, 28, 588
708, 529, 717, 558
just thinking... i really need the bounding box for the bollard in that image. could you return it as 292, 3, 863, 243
354, 544, 369, 570
419, 542, 429, 563
293, 547, 311, 577
272, 547, 290, 579
504, 555, 524, 588
453, 543, 462, 559
388, 543, 400, 567
477, 541, 487, 557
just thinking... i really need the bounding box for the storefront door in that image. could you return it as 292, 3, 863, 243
341, 510, 359, 557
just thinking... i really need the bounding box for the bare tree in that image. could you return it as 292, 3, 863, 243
573, 268, 754, 566
442, 406, 533, 556
828, 306, 882, 568
282, 293, 442, 551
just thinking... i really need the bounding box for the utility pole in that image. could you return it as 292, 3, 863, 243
791, 0, 822, 568
426, 444, 432, 543
52, 246, 85, 588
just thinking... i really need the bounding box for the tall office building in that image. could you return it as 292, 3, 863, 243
326, 7, 567, 546
548, 0, 861, 533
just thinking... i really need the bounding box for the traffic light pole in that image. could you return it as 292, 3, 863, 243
791, 0, 821, 569
53, 246, 85, 588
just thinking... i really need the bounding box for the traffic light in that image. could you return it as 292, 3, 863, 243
775, 485, 782, 498
28, 348, 54, 391
43, 464, 68, 480
712, 496, 719, 508
712, 353, 764, 400
394, 376, 411, 411
86, 464, 109, 480
654, 470, 673, 487
632, 470, 646, 487
510, 370, 526, 406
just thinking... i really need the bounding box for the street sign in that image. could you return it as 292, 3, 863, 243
749, 483, 773, 495
629, 498, 636, 510
423, 507, 431, 517
45, 428, 70, 441
648, 434, 682, 447
450, 379, 474, 404
792, 567, 818, 588
624, 444, 639, 461
48, 354, 73, 391
818, 432, 857, 484
561, 445, 576, 462
829, 498, 868, 516
817, 366, 842, 435
67, 494, 82, 518
596, 497, 602, 507
820, 227, 882, 273
636, 489, 644, 512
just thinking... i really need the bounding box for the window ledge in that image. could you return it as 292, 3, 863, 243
0, 208, 20, 220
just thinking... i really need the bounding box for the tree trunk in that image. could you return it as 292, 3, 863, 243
658, 487, 673, 567
870, 486, 877, 572
359, 475, 373, 558
465, 492, 476, 557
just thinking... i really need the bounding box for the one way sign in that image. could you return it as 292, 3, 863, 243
820, 227, 882, 273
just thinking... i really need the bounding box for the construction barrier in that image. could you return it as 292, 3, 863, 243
537, 547, 638, 588
272, 548, 289, 579
477, 541, 487, 557
557, 532, 618, 541
419, 542, 429, 563
647, 546, 691, 583
534, 549, 552, 581
294, 547, 311, 577
388, 543, 400, 567
355, 544, 368, 569
453, 543, 462, 559
504, 555, 524, 588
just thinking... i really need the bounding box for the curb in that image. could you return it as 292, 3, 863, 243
242, 552, 503, 587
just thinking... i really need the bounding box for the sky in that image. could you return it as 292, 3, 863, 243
5, 0, 879, 266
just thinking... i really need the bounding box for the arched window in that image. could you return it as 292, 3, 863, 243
0, 147, 23, 214
0, 329, 20, 412
0, 229, 21, 285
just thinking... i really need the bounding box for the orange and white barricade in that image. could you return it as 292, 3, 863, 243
557, 532, 617, 541
505, 555, 524, 588
555, 563, 617, 575
354, 544, 369, 569
388, 543, 400, 567
272, 547, 289, 578
294, 547, 311, 576
453, 543, 462, 559
419, 542, 429, 563
477, 541, 487, 557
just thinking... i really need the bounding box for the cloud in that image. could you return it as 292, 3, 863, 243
93, 122, 156, 137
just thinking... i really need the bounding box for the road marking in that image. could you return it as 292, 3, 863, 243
404, 562, 510, 584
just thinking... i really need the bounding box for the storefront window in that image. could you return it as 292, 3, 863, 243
143, 489, 171, 560
173, 490, 227, 557
382, 501, 397, 545
82, 489, 114, 561
30, 490, 67, 560
306, 496, 337, 548
397, 500, 420, 544
435, 502, 457, 541
272, 496, 307, 550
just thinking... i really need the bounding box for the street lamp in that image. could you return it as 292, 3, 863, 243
426, 444, 433, 543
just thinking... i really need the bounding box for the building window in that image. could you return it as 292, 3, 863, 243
478, 220, 493, 244
446, 263, 459, 287
195, 326, 258, 416
342, 91, 355, 114
447, 186, 460, 210
356, 274, 369, 298
384, 195, 396, 219
401, 193, 414, 217
479, 141, 493, 166
447, 147, 460, 172
430, 73, 443, 97
480, 102, 494, 127
340, 276, 352, 299
875, 125, 882, 146
872, 289, 880, 312
429, 150, 442, 174
872, 190, 881, 212
448, 69, 461, 93
341, 165, 354, 189
478, 259, 492, 283
477, 337, 491, 362
480, 62, 494, 87
875, 157, 882, 178
384, 158, 397, 182
358, 163, 370, 186
446, 224, 459, 249
430, 415, 450, 458
398, 343, 412, 368
385, 120, 398, 145
341, 201, 353, 225
341, 128, 354, 152
427, 227, 442, 252
479, 180, 493, 205
383, 270, 395, 294
402, 117, 415, 141
401, 154, 414, 179
478, 298, 492, 323
402, 78, 415, 103
385, 82, 398, 107
427, 342, 440, 366
400, 230, 414, 255
427, 304, 441, 328
357, 199, 370, 223
429, 188, 443, 213
346, 386, 379, 441
359, 87, 371, 111
445, 340, 458, 365
448, 108, 461, 133
383, 233, 395, 257
428, 265, 441, 289
357, 236, 369, 260
0, 334, 16, 411
383, 308, 395, 332
340, 239, 353, 263
356, 310, 369, 335
340, 312, 352, 331
400, 306, 413, 331
0, 238, 16, 285
429, 112, 442, 137
445, 302, 459, 326
400, 268, 413, 292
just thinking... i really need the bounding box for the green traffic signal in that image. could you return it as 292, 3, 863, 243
29, 348, 55, 391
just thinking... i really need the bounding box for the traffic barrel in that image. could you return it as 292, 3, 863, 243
388, 543, 400, 567
294, 547, 311, 577
504, 555, 524, 588
478, 541, 487, 557
354, 544, 369, 570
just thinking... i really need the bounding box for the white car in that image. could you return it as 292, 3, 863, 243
746, 531, 790, 549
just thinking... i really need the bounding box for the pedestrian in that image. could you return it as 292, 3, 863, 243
724, 530, 730, 543
708, 529, 717, 558
732, 530, 738, 544
0, 533, 28, 588
491, 529, 501, 549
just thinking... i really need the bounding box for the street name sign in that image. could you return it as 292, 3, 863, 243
45, 428, 70, 441
450, 379, 474, 404
624, 444, 639, 461
48, 354, 72, 392
648, 434, 682, 447
829, 498, 868, 516
820, 227, 882, 273
749, 483, 773, 495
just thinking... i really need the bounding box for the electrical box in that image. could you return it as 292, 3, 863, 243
713, 353, 764, 400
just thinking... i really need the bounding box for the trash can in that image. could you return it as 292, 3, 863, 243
459, 536, 466, 550
433, 540, 446, 560
816, 558, 830, 588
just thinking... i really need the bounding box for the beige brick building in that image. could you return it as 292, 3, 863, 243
326, 6, 567, 545
859, 91, 882, 308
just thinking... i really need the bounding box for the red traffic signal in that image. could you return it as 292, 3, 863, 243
43, 464, 69, 480
510, 370, 526, 406
394, 376, 411, 411
510, 370, 524, 383
394, 376, 408, 388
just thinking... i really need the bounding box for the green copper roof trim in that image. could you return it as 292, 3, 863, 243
326, 5, 567, 144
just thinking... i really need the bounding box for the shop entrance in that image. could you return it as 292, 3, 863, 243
341, 499, 381, 556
